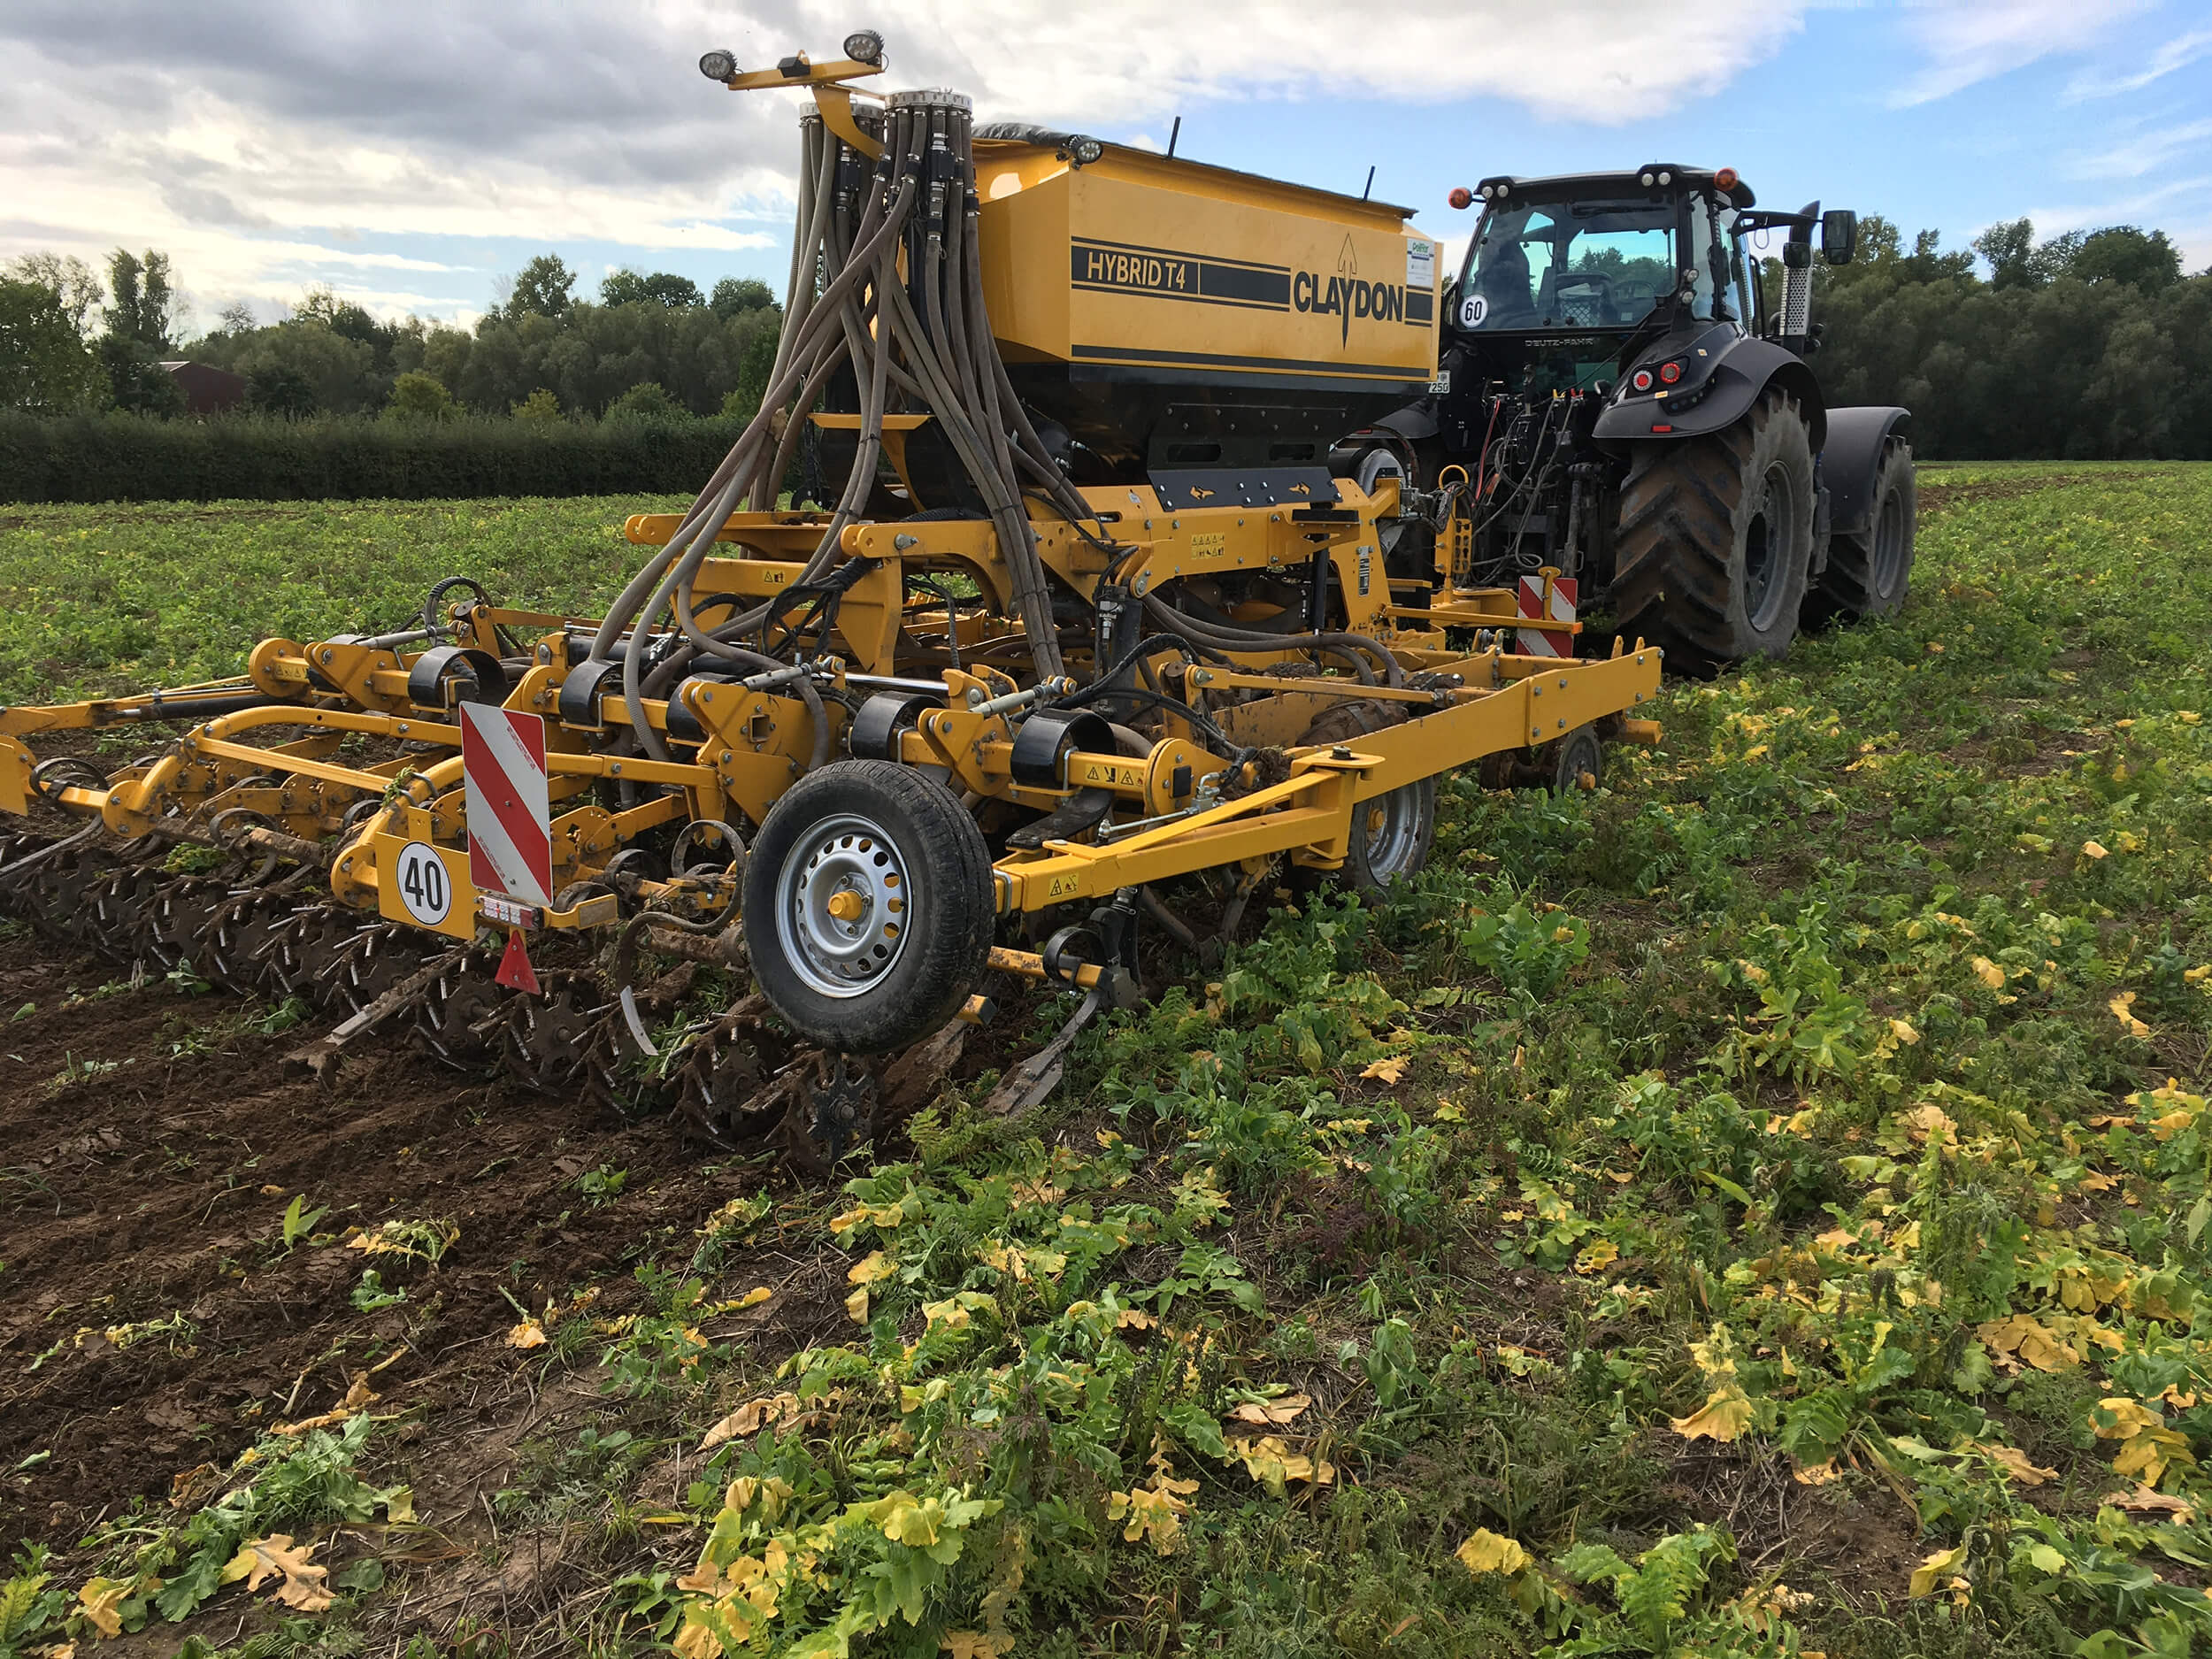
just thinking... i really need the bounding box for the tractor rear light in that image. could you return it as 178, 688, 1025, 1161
1449, 187, 1472, 210
1632, 369, 1655, 392
480, 894, 541, 929
1650, 423, 1673, 433
1657, 170, 1672, 185
1640, 171, 1655, 187
1659, 360, 1683, 384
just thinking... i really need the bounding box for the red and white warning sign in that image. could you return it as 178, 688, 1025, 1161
1517, 572, 1578, 657
460, 703, 552, 910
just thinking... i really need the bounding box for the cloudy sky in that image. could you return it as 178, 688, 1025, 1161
4, 0, 2208, 331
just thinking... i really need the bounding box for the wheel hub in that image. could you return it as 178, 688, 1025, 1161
780, 813, 910, 998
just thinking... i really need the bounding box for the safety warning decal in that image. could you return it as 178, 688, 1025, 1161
460, 703, 553, 909
1517, 574, 1578, 658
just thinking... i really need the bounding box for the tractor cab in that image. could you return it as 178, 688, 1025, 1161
1442, 165, 1759, 399
1372, 161, 1901, 677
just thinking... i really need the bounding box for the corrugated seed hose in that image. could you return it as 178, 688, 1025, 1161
593, 92, 1069, 764
592, 90, 1400, 769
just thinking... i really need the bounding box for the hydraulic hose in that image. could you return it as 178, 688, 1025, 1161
600, 83, 1442, 788
593, 85, 1087, 786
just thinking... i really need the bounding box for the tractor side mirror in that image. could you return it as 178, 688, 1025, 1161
1821, 209, 1858, 266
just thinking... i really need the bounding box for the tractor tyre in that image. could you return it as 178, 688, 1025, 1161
1611, 390, 1817, 676
1299, 700, 1435, 896
743, 759, 995, 1055
1803, 435, 1916, 629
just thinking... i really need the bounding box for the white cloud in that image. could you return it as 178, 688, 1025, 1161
1889, 0, 2155, 107
858, 1, 1808, 126
2021, 173, 2212, 239
0, 0, 1809, 322
2066, 23, 2212, 98
2065, 118, 2212, 181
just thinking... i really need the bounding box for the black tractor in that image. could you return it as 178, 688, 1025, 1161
1353, 164, 1916, 673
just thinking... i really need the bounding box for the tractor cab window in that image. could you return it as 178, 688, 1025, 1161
1456, 199, 1676, 331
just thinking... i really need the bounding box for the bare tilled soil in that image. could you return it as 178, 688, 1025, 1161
0, 926, 783, 1550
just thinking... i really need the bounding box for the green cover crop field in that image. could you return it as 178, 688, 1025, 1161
2, 465, 2209, 1659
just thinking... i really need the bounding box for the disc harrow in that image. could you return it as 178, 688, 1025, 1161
0, 829, 907, 1164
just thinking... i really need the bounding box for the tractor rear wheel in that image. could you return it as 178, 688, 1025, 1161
1611, 391, 1816, 676
1803, 434, 1916, 628
743, 760, 995, 1055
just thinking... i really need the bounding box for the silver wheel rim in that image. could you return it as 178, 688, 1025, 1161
1743, 460, 1798, 633
1358, 786, 1426, 883
1871, 484, 1909, 596
775, 811, 911, 999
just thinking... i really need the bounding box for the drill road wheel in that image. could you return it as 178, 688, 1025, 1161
1803, 435, 1916, 628
1300, 702, 1435, 896
1612, 390, 1816, 676
1547, 725, 1604, 795
743, 759, 994, 1055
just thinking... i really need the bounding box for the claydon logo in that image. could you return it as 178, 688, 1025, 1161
1294, 234, 1406, 344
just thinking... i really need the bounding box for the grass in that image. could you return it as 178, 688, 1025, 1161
3, 463, 2210, 1658
0, 496, 664, 706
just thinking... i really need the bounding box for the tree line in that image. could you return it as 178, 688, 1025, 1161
4, 219, 2208, 457
1797, 219, 2212, 458
0, 250, 780, 424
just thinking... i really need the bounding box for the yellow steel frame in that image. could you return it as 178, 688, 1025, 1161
0, 470, 1662, 946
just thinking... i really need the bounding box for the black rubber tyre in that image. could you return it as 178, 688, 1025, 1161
743, 759, 995, 1055
1301, 701, 1435, 896
1612, 391, 1817, 676
1803, 435, 1916, 629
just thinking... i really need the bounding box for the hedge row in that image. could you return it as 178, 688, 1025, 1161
0, 411, 751, 503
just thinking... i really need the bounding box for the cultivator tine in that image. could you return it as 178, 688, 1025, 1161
411, 950, 504, 1066
0, 822, 100, 881
286, 952, 460, 1081
674, 998, 784, 1142
497, 972, 611, 1094
984, 987, 1106, 1116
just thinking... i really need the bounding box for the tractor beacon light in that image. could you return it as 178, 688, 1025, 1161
1448, 187, 1472, 209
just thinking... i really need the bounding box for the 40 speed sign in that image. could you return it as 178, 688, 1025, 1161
393, 840, 455, 926
373, 834, 475, 940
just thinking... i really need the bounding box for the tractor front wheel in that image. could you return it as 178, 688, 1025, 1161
743, 760, 995, 1054
1612, 391, 1816, 676
1803, 434, 1916, 627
